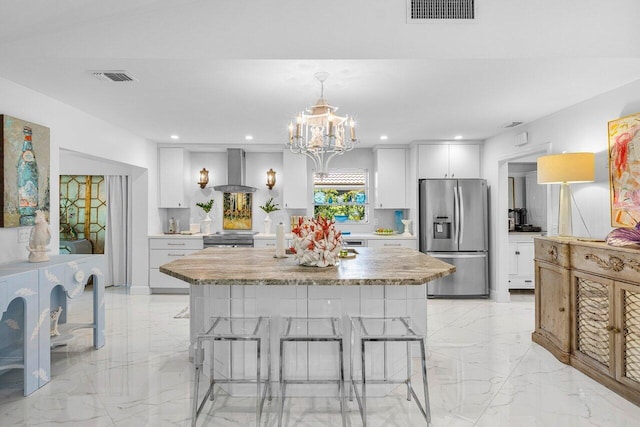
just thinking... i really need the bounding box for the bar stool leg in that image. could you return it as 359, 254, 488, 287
406, 341, 412, 402
209, 339, 215, 401
278, 339, 286, 427
361, 339, 367, 427
256, 339, 262, 425
267, 326, 273, 402
420, 339, 432, 426
349, 324, 354, 402
338, 339, 347, 427
192, 341, 202, 427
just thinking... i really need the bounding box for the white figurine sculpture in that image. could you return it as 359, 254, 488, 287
27, 209, 51, 262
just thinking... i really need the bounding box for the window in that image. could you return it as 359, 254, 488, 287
313, 170, 368, 223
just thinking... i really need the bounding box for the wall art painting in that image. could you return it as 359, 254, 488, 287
609, 112, 640, 228
1, 115, 50, 227
223, 192, 252, 230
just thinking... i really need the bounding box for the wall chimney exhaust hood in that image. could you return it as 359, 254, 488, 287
213, 148, 257, 193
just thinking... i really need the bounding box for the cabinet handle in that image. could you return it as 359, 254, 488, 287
606, 325, 621, 333
168, 253, 185, 257
444, 174, 448, 178
515, 251, 520, 255
451, 174, 455, 178
384, 243, 402, 247
266, 243, 275, 247
558, 307, 565, 312
168, 243, 186, 246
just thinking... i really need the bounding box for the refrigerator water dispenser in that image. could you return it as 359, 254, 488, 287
433, 216, 451, 239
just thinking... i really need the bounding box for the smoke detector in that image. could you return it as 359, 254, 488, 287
90, 71, 137, 82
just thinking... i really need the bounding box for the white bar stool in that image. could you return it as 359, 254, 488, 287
278, 316, 347, 427
349, 315, 432, 426
192, 316, 271, 426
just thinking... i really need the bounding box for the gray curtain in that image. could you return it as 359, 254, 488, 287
105, 175, 130, 286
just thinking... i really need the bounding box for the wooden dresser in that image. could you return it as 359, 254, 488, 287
532, 236, 640, 405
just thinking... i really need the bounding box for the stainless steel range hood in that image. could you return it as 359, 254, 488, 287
213, 148, 257, 193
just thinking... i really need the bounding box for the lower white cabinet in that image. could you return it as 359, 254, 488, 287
367, 239, 417, 250
254, 239, 276, 248
149, 237, 203, 291
508, 234, 539, 289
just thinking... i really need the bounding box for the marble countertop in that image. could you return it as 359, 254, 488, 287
160, 247, 454, 286
254, 232, 417, 240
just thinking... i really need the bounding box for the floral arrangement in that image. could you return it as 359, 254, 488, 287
196, 199, 214, 213
259, 197, 280, 213
290, 216, 343, 267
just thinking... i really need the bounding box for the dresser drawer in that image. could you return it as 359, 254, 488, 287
149, 238, 203, 250
571, 244, 640, 283
534, 238, 570, 268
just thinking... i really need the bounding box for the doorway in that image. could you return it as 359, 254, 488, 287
495, 144, 551, 302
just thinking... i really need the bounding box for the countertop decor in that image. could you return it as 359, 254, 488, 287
290, 216, 342, 267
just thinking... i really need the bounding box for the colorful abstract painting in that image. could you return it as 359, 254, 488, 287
1, 115, 50, 227
609, 112, 640, 227
223, 192, 252, 230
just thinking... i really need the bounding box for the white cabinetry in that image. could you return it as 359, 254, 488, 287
282, 150, 308, 209
374, 148, 407, 208
508, 234, 539, 289
418, 144, 480, 179
159, 147, 190, 208
254, 239, 276, 248
149, 237, 203, 291
367, 239, 417, 250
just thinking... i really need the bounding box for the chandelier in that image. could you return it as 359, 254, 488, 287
287, 72, 358, 176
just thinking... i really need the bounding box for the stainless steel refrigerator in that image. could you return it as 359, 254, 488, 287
419, 179, 489, 297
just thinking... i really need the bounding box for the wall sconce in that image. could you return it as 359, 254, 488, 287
266, 168, 276, 189
198, 168, 209, 189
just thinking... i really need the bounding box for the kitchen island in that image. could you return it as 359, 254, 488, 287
161, 246, 454, 396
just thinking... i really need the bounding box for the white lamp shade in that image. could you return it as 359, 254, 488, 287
537, 152, 595, 184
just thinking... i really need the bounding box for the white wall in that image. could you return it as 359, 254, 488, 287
484, 78, 640, 301
0, 77, 156, 294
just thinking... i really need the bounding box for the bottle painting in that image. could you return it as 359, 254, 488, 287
18, 126, 39, 226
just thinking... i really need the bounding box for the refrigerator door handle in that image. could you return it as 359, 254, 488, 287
458, 185, 464, 246
453, 185, 459, 245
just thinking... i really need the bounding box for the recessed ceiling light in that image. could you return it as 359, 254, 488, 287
170, 134, 179, 140
380, 135, 388, 140
454, 135, 463, 140
245, 135, 254, 140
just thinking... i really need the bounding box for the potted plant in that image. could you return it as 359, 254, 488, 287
259, 197, 280, 234
196, 199, 214, 234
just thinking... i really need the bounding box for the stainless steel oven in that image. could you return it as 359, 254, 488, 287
203, 231, 256, 248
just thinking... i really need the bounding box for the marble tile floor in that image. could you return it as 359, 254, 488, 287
2, 288, 640, 426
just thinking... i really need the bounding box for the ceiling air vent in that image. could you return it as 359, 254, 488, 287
407, 0, 475, 22
503, 121, 524, 128
91, 71, 137, 82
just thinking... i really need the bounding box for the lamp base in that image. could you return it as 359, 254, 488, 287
558, 182, 572, 237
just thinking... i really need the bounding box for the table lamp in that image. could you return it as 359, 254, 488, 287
537, 152, 595, 237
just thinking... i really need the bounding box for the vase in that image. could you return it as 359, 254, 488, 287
263, 213, 272, 234
401, 219, 412, 236
202, 213, 212, 234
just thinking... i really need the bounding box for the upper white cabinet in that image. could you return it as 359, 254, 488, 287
282, 150, 308, 209
159, 147, 190, 208
418, 144, 480, 179
374, 148, 407, 208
